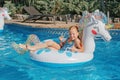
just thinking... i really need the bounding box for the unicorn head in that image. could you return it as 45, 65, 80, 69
83, 16, 111, 53
0, 7, 11, 20
85, 16, 111, 41
0, 7, 12, 31
91, 16, 111, 41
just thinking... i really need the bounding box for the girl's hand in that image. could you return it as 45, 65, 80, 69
59, 36, 64, 42
70, 46, 77, 52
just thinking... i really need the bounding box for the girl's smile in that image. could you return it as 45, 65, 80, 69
69, 28, 79, 40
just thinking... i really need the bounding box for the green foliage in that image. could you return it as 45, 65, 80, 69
3, 1, 17, 16
1, 0, 120, 17
104, 0, 120, 17
33, 0, 50, 14
88, 0, 100, 12
16, 4, 24, 14
51, 0, 63, 15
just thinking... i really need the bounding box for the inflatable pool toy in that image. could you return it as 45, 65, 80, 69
93, 9, 108, 24
0, 7, 11, 32
79, 11, 91, 29
30, 16, 112, 66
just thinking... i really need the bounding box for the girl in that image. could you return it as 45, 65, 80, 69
12, 26, 84, 54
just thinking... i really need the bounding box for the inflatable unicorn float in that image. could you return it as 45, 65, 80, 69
0, 7, 11, 32
12, 10, 112, 66
29, 16, 111, 66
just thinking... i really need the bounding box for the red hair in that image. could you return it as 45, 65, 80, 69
69, 25, 79, 32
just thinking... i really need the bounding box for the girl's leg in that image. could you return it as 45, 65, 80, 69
44, 40, 61, 50
25, 34, 41, 45
26, 40, 61, 51
25, 34, 61, 50
12, 34, 60, 54
12, 34, 41, 54
19, 34, 41, 50
12, 42, 27, 54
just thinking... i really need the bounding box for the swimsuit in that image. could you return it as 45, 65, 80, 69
61, 39, 74, 51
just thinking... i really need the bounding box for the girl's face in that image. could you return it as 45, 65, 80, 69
69, 28, 79, 40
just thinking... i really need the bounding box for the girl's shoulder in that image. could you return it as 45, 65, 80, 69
75, 38, 81, 43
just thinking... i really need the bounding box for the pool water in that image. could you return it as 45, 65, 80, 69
0, 24, 120, 80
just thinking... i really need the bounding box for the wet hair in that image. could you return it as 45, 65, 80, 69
69, 25, 79, 32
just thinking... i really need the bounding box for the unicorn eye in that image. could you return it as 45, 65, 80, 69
93, 26, 99, 32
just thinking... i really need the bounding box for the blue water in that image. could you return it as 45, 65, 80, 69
0, 24, 120, 80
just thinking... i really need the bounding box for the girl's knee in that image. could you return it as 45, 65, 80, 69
46, 41, 53, 45
29, 34, 37, 38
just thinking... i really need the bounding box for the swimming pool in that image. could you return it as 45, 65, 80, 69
0, 24, 120, 80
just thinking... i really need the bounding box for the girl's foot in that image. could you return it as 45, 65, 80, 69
19, 44, 27, 50
12, 42, 27, 54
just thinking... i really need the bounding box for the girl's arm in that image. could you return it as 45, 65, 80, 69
75, 39, 81, 49
76, 44, 84, 52
71, 39, 84, 52
71, 45, 84, 52
59, 36, 66, 47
